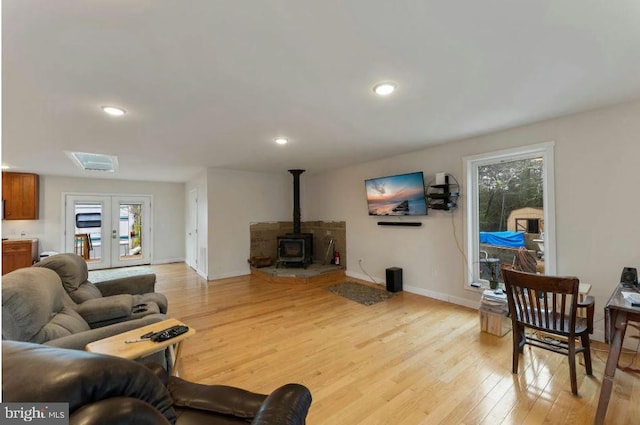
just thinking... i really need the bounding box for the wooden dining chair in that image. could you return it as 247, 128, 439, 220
501, 266, 595, 395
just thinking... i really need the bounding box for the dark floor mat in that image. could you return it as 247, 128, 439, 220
327, 282, 396, 306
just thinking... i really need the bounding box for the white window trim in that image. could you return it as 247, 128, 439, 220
463, 141, 556, 289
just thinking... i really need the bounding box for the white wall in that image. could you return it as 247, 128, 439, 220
205, 168, 292, 279
2, 175, 186, 264
306, 99, 640, 342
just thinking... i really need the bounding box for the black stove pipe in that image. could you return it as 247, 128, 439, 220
288, 169, 305, 234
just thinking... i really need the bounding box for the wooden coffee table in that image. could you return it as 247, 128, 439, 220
85, 318, 195, 376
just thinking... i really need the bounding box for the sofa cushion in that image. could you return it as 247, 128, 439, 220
75, 294, 134, 326
36, 305, 91, 343
93, 273, 157, 296
2, 268, 90, 343
34, 253, 89, 292
69, 282, 104, 303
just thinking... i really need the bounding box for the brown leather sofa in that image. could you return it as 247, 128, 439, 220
2, 341, 312, 425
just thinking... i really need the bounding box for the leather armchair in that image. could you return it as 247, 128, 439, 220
2, 341, 312, 425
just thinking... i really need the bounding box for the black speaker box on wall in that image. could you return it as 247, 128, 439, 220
386, 267, 403, 292
377, 222, 421, 227
620, 267, 638, 286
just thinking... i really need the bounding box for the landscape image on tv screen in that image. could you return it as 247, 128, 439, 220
365, 171, 427, 216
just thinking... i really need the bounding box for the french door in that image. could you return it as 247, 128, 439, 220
64, 194, 152, 270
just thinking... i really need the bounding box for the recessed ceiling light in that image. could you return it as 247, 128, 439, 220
373, 82, 397, 96
274, 137, 288, 145
101, 106, 126, 116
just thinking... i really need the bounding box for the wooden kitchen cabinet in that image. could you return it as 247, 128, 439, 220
2, 172, 39, 220
2, 239, 38, 275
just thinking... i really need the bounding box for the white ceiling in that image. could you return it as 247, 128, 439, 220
3, 1, 640, 182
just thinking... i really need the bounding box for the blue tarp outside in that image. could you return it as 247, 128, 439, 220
479, 231, 525, 248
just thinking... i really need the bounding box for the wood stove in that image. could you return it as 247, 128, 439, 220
277, 234, 313, 267
277, 169, 313, 268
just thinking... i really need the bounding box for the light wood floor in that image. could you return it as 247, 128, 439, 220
151, 262, 640, 425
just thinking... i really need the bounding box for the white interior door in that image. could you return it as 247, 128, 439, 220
186, 189, 198, 270
65, 194, 152, 270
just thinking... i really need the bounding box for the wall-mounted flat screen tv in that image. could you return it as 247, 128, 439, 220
365, 171, 428, 216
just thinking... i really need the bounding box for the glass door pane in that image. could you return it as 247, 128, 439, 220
110, 196, 151, 268
74, 202, 103, 263
118, 203, 142, 261
65, 195, 111, 270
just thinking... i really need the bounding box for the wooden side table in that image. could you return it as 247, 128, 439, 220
85, 318, 195, 376
594, 285, 640, 424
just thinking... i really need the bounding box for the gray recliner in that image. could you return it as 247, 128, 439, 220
34, 253, 168, 327
2, 267, 167, 353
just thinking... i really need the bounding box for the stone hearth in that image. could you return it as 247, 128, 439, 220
251, 263, 345, 284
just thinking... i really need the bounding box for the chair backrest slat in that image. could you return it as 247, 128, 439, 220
542, 290, 549, 330
551, 292, 557, 330
560, 291, 578, 331
501, 266, 579, 336
521, 289, 527, 324
534, 289, 543, 327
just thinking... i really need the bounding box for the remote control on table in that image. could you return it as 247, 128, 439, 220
150, 325, 189, 342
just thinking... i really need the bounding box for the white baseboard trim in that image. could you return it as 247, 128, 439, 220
207, 270, 249, 281
152, 257, 185, 265
405, 286, 480, 310
346, 271, 384, 285
592, 330, 605, 344
346, 270, 479, 310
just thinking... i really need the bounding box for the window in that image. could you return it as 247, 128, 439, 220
75, 212, 102, 228
515, 218, 541, 234
464, 142, 555, 289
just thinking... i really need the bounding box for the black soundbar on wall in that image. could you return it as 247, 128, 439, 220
377, 221, 422, 227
